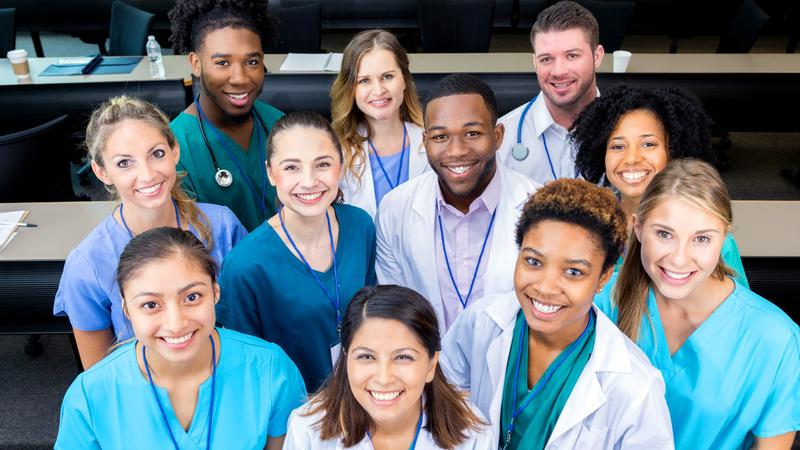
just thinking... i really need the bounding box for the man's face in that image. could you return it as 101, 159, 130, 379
533, 27, 604, 112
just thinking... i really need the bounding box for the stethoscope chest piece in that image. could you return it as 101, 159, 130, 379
215, 168, 233, 187
511, 143, 529, 161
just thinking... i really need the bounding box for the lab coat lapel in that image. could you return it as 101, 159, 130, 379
409, 175, 443, 328
483, 167, 528, 294
485, 292, 519, 424
347, 141, 378, 218
407, 122, 430, 176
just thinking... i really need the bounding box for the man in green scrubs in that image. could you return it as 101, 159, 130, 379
168, 0, 283, 231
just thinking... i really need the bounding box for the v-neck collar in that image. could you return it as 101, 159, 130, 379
269, 205, 343, 277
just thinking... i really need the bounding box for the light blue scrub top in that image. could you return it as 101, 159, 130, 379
595, 277, 800, 449
369, 142, 411, 207
55, 328, 307, 450
216, 203, 377, 392
53, 203, 247, 341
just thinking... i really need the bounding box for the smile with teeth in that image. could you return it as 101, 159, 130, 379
136, 182, 162, 195
446, 163, 475, 175
294, 191, 325, 201
552, 81, 574, 88
531, 298, 564, 314
661, 268, 694, 280
619, 171, 650, 182
369, 390, 403, 401
369, 98, 390, 106
226, 92, 248, 100
161, 331, 194, 345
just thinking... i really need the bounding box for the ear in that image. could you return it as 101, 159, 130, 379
632, 213, 643, 241
189, 52, 201, 78
171, 141, 181, 162
212, 282, 220, 304
92, 160, 113, 186
493, 122, 505, 152
122, 299, 130, 320
593, 44, 605, 68
266, 163, 276, 186
597, 266, 614, 293
426, 351, 440, 383
531, 53, 537, 71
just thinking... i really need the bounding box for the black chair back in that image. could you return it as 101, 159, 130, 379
717, 0, 770, 53
579, 0, 636, 53
266, 3, 322, 53
0, 8, 15, 55
108, 0, 155, 56
418, 0, 495, 53
0, 115, 76, 202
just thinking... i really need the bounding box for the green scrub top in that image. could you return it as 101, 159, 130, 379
171, 100, 283, 231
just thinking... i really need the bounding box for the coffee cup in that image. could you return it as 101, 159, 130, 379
7, 49, 31, 79
613, 50, 632, 73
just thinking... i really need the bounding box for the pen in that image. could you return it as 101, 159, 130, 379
0, 221, 37, 227
82, 54, 104, 75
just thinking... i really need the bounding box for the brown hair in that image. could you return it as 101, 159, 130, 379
614, 159, 735, 340
85, 96, 213, 249
330, 29, 423, 188
306, 285, 484, 448
516, 178, 627, 273
530, 1, 600, 52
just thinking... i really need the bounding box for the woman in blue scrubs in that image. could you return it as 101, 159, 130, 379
56, 227, 305, 450
217, 112, 376, 392
570, 85, 748, 287
595, 159, 799, 449
54, 96, 247, 369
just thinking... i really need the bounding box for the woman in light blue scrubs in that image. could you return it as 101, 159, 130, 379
595, 159, 799, 449
55, 227, 305, 450
570, 85, 748, 287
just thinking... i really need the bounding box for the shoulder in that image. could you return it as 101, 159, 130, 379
169, 112, 196, 135
196, 202, 241, 227
70, 342, 137, 394
381, 171, 437, 207
499, 166, 539, 200
595, 310, 663, 391
225, 220, 275, 255
734, 285, 800, 346
218, 328, 296, 370
254, 101, 285, 125
334, 203, 373, 229
66, 216, 119, 265
498, 102, 528, 125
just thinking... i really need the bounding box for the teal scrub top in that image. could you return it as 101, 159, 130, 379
171, 100, 283, 231
595, 278, 800, 449
55, 328, 307, 450
217, 204, 377, 392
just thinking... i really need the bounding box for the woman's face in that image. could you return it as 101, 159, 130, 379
354, 48, 407, 123
514, 220, 612, 342
634, 196, 728, 302
346, 318, 437, 430
604, 109, 669, 203
267, 126, 342, 218
123, 253, 218, 367
92, 119, 179, 211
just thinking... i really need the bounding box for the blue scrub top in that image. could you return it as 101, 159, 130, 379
53, 203, 247, 341
369, 142, 411, 207
55, 328, 307, 450
595, 277, 800, 449
217, 203, 377, 392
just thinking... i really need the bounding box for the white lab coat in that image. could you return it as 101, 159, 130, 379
375, 165, 539, 335
441, 291, 674, 450
340, 122, 430, 219
282, 402, 497, 449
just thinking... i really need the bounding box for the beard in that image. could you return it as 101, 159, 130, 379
198, 68, 264, 125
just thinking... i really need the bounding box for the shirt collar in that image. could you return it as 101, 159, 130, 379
437, 165, 502, 217
533, 87, 601, 138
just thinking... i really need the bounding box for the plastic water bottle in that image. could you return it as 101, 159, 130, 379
146, 35, 165, 79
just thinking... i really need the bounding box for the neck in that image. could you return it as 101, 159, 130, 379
198, 91, 253, 133
655, 274, 732, 317
529, 313, 589, 353
620, 195, 640, 228
440, 163, 496, 214
544, 82, 597, 129
138, 330, 217, 384
119, 198, 177, 235
371, 401, 422, 447
366, 116, 406, 156
281, 206, 332, 246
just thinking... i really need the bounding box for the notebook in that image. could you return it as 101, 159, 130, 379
39, 56, 143, 76
0, 210, 28, 253
279, 53, 343, 72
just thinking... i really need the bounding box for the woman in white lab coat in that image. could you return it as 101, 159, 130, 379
283, 285, 495, 450
331, 29, 429, 219
441, 178, 673, 450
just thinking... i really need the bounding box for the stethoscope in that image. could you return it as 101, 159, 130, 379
511, 95, 558, 180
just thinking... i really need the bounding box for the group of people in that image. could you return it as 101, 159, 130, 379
51, 0, 798, 449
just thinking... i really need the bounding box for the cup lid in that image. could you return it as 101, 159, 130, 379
7, 49, 28, 59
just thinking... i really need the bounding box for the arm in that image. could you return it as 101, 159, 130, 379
216, 256, 262, 334
73, 328, 115, 370
54, 379, 102, 450
750, 433, 796, 450
266, 435, 285, 450
365, 219, 377, 286
616, 369, 674, 450
374, 205, 404, 285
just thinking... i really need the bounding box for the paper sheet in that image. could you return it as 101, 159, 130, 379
279, 53, 343, 72
0, 210, 27, 253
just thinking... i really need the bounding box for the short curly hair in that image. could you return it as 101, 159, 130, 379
168, 0, 275, 55
515, 178, 627, 272
570, 85, 715, 184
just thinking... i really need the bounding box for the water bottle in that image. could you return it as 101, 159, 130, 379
146, 35, 165, 79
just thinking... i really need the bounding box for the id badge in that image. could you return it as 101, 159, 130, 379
330, 342, 342, 367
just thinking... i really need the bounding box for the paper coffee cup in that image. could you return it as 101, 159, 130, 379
613, 50, 632, 73
7, 49, 31, 79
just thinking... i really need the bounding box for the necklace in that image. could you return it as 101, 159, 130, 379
119, 198, 181, 239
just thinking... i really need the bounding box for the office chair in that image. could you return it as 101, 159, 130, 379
0, 115, 76, 202
266, 3, 322, 53
0, 8, 15, 56
717, 0, 770, 53
418, 0, 495, 52
579, 0, 636, 53
102, 0, 155, 56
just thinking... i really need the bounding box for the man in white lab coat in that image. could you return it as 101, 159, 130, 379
375, 74, 538, 334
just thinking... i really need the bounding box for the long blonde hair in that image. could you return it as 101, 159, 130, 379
614, 159, 735, 340
85, 96, 213, 250
330, 29, 423, 187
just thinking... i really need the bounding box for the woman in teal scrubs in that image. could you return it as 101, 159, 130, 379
570, 85, 748, 286
56, 227, 305, 450
217, 112, 376, 393
442, 179, 673, 449
168, 0, 283, 231
595, 159, 799, 449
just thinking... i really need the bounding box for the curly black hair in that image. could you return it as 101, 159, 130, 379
423, 73, 499, 124
168, 0, 275, 55
570, 85, 715, 184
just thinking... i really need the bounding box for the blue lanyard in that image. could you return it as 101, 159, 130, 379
368, 124, 408, 190
194, 96, 268, 217
516, 95, 558, 180
368, 409, 423, 450
119, 198, 181, 238
143, 334, 217, 450
502, 310, 595, 449
436, 201, 497, 309
278, 207, 342, 335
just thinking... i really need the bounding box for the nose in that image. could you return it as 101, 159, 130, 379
534, 268, 561, 297
669, 239, 691, 267
299, 166, 316, 188
374, 359, 395, 386
229, 62, 247, 85
163, 303, 187, 333
623, 147, 643, 164
551, 57, 568, 77
138, 160, 156, 181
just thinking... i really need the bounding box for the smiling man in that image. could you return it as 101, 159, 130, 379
497, 1, 604, 186
168, 0, 283, 231
375, 74, 538, 333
